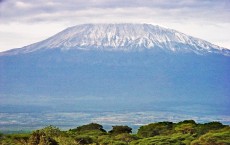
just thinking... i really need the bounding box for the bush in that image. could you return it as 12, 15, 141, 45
115, 133, 139, 144
191, 127, 230, 145
40, 125, 61, 137
196, 121, 226, 136
130, 133, 195, 145
177, 120, 197, 125
74, 135, 94, 144
1, 120, 229, 145
54, 136, 77, 145
137, 121, 174, 138
109, 125, 132, 135
71, 123, 106, 133
175, 123, 196, 134
1, 133, 30, 145
28, 130, 58, 145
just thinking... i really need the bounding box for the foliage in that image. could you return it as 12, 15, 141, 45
131, 133, 195, 145
109, 125, 132, 135
196, 121, 227, 136
0, 132, 3, 138
115, 133, 139, 144
0, 133, 30, 145
177, 120, 197, 125
191, 127, 230, 145
54, 136, 78, 145
0, 120, 229, 145
28, 130, 58, 145
97, 134, 112, 144
175, 122, 196, 134
137, 121, 174, 138
74, 135, 94, 144
70, 123, 106, 133
40, 125, 61, 137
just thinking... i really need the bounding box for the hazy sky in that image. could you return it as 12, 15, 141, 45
0, 0, 230, 52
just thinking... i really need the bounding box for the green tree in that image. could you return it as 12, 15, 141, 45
175, 120, 197, 134
74, 135, 94, 145
71, 123, 106, 133
40, 125, 61, 137
28, 130, 58, 145
28, 131, 40, 145
98, 135, 114, 145
0, 132, 3, 139
130, 133, 195, 145
115, 133, 139, 144
38, 133, 58, 145
196, 121, 226, 136
177, 120, 197, 125
109, 125, 132, 135
175, 123, 196, 134
137, 121, 174, 138
191, 127, 230, 145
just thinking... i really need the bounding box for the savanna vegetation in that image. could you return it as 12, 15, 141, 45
0, 120, 229, 145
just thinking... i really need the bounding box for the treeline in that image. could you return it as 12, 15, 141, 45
0, 120, 230, 145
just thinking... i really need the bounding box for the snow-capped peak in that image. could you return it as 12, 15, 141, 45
2, 23, 230, 56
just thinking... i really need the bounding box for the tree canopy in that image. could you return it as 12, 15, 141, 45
1, 120, 229, 145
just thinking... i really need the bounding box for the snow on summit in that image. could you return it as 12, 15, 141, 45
1, 24, 230, 56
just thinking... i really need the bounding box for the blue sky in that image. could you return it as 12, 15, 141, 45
0, 0, 230, 51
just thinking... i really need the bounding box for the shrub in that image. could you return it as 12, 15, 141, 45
191, 127, 230, 145
40, 125, 61, 137
71, 123, 106, 133
28, 130, 58, 145
137, 121, 174, 138
196, 121, 226, 136
109, 125, 132, 135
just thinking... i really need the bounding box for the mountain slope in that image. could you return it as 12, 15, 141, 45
0, 24, 229, 116
1, 24, 229, 56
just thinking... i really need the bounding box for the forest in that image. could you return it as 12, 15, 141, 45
0, 120, 230, 145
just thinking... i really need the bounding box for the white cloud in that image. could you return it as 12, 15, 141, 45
0, 23, 66, 51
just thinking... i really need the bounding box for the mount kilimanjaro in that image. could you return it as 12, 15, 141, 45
2, 23, 229, 55
0, 24, 229, 115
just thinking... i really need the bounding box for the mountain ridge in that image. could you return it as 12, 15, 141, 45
1, 23, 229, 56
